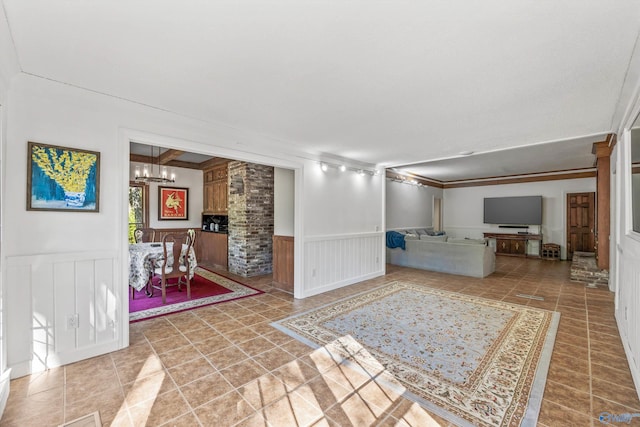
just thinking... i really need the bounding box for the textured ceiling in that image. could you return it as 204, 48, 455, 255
3, 1, 639, 174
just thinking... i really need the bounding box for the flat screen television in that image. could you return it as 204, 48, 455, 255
483, 196, 542, 225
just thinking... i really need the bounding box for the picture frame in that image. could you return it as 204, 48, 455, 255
158, 186, 189, 220
27, 141, 100, 212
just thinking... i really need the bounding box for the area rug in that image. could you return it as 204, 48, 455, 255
129, 267, 263, 322
272, 281, 559, 427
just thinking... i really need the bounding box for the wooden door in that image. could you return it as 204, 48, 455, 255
566, 192, 595, 259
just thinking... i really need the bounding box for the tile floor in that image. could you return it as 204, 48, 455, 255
2, 258, 639, 426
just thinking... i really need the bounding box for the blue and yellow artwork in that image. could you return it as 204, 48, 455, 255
27, 142, 100, 212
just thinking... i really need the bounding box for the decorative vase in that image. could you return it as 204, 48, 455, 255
64, 191, 86, 207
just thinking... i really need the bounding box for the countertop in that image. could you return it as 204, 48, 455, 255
200, 229, 228, 234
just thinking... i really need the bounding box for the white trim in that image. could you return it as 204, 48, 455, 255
5, 250, 117, 265
305, 231, 384, 242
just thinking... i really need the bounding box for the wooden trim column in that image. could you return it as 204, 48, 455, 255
593, 139, 613, 269
272, 235, 294, 293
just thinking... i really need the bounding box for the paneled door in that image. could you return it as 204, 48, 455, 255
566, 192, 595, 259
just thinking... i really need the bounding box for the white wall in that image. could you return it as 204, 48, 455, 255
612, 32, 640, 397
385, 180, 443, 230
274, 167, 294, 236
443, 178, 596, 258
129, 161, 202, 229
0, 5, 20, 409
301, 160, 385, 297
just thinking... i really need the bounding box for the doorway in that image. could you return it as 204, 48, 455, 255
566, 192, 595, 259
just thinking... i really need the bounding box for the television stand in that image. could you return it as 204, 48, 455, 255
483, 232, 542, 258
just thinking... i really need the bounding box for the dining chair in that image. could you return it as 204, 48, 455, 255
134, 227, 156, 243
153, 232, 193, 304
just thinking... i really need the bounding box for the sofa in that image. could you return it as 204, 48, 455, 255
386, 232, 496, 278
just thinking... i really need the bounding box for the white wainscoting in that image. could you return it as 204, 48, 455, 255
302, 232, 385, 298
617, 248, 640, 395
5, 251, 120, 378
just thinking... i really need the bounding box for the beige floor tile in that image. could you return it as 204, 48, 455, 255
180, 372, 234, 408
122, 370, 176, 407
128, 389, 190, 426
194, 390, 255, 426
168, 356, 216, 386
220, 359, 268, 388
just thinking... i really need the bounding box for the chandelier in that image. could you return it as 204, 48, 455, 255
134, 145, 176, 184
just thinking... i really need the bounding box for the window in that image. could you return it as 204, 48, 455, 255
128, 182, 149, 242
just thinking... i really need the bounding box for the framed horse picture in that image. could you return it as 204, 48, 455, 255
158, 186, 188, 220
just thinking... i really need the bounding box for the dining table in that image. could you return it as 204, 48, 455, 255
128, 242, 198, 292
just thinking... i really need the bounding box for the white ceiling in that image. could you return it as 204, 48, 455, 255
3, 1, 640, 178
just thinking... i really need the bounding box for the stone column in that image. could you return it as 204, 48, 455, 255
227, 161, 274, 277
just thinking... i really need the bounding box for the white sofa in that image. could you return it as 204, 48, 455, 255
386, 235, 496, 278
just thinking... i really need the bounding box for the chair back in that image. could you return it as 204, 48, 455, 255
134, 228, 156, 243
187, 229, 197, 249
161, 232, 192, 276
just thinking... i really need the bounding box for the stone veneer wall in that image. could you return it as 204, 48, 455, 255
570, 251, 609, 287
228, 161, 274, 277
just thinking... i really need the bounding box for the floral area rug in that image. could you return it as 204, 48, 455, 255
272, 281, 559, 427
129, 267, 263, 322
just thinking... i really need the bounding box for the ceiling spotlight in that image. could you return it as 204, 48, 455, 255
339, 165, 346, 172
459, 150, 474, 156
358, 169, 365, 176
320, 162, 328, 172
374, 170, 380, 176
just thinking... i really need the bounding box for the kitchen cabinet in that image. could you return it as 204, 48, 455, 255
203, 163, 228, 215
197, 231, 228, 268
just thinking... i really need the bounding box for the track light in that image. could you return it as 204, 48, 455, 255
317, 161, 377, 176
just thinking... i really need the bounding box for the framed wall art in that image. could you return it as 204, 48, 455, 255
27, 141, 100, 212
158, 186, 188, 220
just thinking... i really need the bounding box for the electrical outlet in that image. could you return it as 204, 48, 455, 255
375, 256, 379, 263
312, 268, 316, 277
66, 313, 79, 330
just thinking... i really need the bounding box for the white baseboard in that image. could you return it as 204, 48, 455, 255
301, 270, 385, 298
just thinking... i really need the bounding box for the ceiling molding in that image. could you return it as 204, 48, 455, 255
385, 170, 444, 189
442, 170, 596, 189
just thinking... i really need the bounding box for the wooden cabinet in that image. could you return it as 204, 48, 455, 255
484, 233, 542, 257
203, 163, 228, 215
197, 231, 228, 268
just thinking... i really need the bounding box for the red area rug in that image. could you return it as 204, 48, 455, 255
129, 267, 263, 322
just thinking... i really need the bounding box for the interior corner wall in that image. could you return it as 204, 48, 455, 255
129, 161, 202, 229
385, 180, 443, 230
301, 160, 384, 297
443, 178, 596, 258
274, 167, 294, 236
